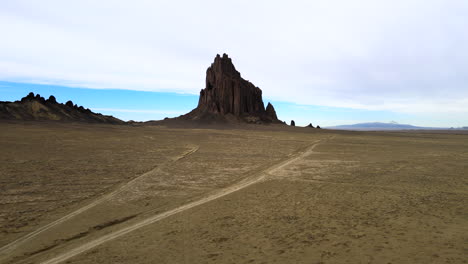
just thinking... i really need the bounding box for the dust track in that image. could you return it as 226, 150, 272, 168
0, 145, 199, 256
38, 138, 330, 264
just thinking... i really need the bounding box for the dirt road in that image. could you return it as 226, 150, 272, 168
38, 138, 329, 264
0, 145, 199, 257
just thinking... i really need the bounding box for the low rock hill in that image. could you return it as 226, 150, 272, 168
0, 92, 123, 124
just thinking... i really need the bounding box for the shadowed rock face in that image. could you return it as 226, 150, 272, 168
182, 54, 281, 124
265, 102, 278, 121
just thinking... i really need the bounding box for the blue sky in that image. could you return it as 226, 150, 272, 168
1, 81, 454, 127
0, 0, 467, 127
0, 81, 195, 122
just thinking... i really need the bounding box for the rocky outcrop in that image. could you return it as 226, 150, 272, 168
290, 120, 295, 126
180, 54, 282, 124
48, 95, 57, 104
0, 92, 123, 124
306, 123, 314, 128
265, 102, 278, 121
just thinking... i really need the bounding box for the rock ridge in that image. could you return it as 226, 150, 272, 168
0, 92, 123, 124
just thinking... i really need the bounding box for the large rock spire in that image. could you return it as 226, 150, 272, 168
183, 53, 281, 123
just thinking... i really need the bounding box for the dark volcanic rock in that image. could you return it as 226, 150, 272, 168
0, 92, 123, 124
306, 123, 314, 128
47, 95, 57, 104
265, 102, 278, 121
290, 120, 295, 126
316, 125, 321, 129
21, 92, 36, 102
181, 54, 282, 124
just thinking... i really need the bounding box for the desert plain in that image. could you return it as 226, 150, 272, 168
0, 121, 467, 264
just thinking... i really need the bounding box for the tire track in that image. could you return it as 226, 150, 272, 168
38, 138, 330, 264
0, 145, 199, 257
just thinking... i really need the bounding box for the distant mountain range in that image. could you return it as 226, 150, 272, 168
326, 122, 467, 131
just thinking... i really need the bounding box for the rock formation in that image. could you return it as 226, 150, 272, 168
20, 92, 35, 102
180, 54, 282, 124
265, 102, 278, 121
65, 100, 74, 108
0, 92, 123, 124
48, 95, 57, 104
306, 123, 314, 128
290, 120, 295, 126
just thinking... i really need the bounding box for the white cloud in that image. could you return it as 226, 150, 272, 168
0, 0, 467, 117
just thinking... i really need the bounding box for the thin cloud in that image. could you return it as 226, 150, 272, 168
0, 0, 467, 119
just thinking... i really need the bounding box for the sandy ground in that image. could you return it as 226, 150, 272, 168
0, 122, 467, 264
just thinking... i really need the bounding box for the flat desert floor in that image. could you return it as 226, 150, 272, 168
0, 122, 467, 264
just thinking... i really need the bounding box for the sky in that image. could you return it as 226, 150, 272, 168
0, 0, 467, 127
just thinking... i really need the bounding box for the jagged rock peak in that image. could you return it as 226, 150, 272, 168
198, 54, 264, 116
265, 102, 278, 121
180, 54, 283, 124
21, 92, 37, 102
208, 53, 241, 80
21, 92, 46, 103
